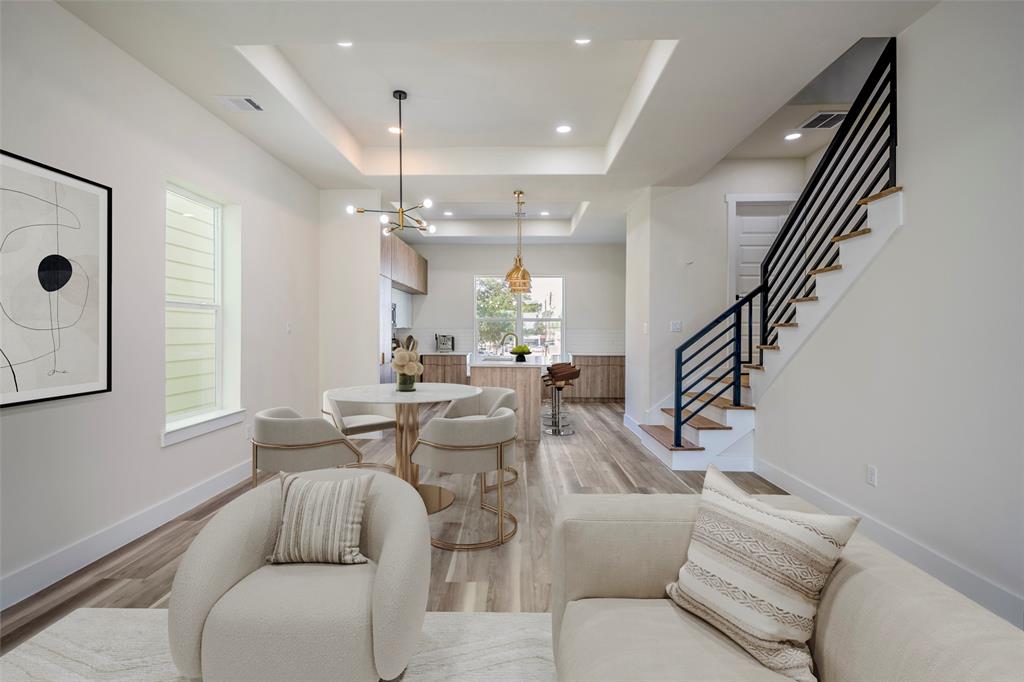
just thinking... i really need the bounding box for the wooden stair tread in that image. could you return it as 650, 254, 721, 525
639, 424, 704, 451
789, 296, 818, 304
856, 185, 903, 205
808, 264, 842, 276
684, 392, 755, 410
710, 374, 751, 388
771, 322, 798, 329
756, 344, 779, 351
742, 363, 764, 371
660, 407, 731, 430
832, 228, 872, 243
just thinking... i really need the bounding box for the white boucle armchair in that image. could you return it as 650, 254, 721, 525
168, 469, 430, 682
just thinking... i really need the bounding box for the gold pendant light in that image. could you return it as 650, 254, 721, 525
505, 190, 532, 294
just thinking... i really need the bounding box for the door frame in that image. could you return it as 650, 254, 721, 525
725, 193, 799, 303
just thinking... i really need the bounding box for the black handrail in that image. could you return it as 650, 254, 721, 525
670, 37, 897, 448
673, 284, 762, 447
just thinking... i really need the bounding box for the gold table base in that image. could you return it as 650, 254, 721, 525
394, 402, 455, 515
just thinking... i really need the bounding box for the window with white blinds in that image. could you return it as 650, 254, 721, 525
165, 188, 221, 423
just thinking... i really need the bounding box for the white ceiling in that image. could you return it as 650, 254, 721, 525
726, 104, 850, 160
280, 41, 651, 148
60, 1, 934, 244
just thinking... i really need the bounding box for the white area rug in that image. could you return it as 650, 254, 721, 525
1, 609, 555, 681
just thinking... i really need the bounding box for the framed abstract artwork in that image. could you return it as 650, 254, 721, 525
1, 150, 112, 407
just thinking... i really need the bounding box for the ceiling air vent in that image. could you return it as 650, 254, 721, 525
799, 111, 846, 130
216, 96, 264, 112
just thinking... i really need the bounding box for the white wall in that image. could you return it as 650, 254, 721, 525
625, 159, 804, 424
319, 190, 382, 395
0, 1, 320, 607
625, 189, 653, 425
754, 1, 1024, 626
401, 243, 626, 355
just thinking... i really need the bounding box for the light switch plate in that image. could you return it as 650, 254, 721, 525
670, 321, 682, 332
866, 464, 878, 487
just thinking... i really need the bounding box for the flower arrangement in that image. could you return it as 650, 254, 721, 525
391, 336, 423, 391
510, 344, 532, 362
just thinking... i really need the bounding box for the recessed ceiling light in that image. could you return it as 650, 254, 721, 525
182, 212, 195, 219
427, 224, 437, 234
337, 42, 353, 47
556, 124, 572, 134
784, 132, 802, 141
540, 211, 550, 216
574, 38, 592, 45
443, 211, 453, 216
388, 126, 402, 134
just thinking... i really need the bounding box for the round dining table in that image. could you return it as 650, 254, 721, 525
324, 382, 482, 514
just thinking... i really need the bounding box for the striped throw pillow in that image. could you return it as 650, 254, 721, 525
667, 466, 859, 682
270, 473, 373, 565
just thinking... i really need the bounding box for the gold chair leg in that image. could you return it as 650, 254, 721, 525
430, 462, 518, 552
483, 466, 518, 493
251, 442, 258, 488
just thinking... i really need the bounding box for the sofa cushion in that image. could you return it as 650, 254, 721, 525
202, 562, 377, 681
558, 598, 788, 681
667, 466, 859, 682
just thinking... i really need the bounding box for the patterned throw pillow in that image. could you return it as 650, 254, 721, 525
270, 473, 373, 565
667, 465, 859, 682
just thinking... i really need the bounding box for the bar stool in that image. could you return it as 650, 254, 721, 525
543, 364, 580, 436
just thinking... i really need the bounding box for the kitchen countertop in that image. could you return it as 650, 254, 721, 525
469, 357, 549, 368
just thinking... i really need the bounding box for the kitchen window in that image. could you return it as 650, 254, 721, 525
474, 276, 563, 361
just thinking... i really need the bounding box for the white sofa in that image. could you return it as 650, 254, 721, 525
168, 469, 430, 682
551, 493, 1024, 681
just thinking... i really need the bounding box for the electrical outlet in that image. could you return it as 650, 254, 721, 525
866, 464, 878, 487
642, 322, 648, 335
670, 320, 682, 332
286, 322, 293, 335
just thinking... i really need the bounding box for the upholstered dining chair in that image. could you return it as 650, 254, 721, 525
251, 407, 363, 487
169, 469, 430, 682
323, 391, 397, 437
442, 386, 518, 491
441, 386, 517, 419
411, 407, 517, 551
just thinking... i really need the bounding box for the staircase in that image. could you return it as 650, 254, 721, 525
640, 38, 901, 471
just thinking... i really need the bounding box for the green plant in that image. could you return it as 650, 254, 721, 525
510, 344, 532, 355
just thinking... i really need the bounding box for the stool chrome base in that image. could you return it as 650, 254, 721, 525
545, 425, 575, 436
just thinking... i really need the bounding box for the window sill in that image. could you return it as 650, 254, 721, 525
162, 408, 246, 447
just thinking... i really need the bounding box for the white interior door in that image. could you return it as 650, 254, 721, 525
730, 200, 794, 351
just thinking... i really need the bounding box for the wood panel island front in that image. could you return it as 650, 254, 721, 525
468, 359, 544, 441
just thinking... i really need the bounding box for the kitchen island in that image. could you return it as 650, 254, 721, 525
469, 357, 546, 441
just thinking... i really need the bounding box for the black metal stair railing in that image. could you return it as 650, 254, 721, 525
671, 38, 897, 448
761, 37, 897, 349
673, 285, 761, 447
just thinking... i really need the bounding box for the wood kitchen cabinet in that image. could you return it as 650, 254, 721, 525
560, 355, 625, 400
389, 237, 428, 295
420, 354, 468, 384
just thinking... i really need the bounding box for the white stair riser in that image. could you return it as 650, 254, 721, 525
752, 193, 904, 401
688, 379, 752, 404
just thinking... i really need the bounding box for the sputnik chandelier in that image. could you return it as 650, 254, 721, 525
346, 90, 436, 236
505, 190, 532, 294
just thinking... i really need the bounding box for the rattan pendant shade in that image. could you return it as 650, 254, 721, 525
505, 190, 532, 294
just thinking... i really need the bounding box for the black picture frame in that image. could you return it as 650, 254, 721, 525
1, 149, 112, 407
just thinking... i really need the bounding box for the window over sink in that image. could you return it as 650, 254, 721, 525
474, 276, 563, 362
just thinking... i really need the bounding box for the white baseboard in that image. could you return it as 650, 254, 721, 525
755, 457, 1024, 628
0, 459, 251, 610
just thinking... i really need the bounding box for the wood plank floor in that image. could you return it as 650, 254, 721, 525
0, 401, 784, 653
